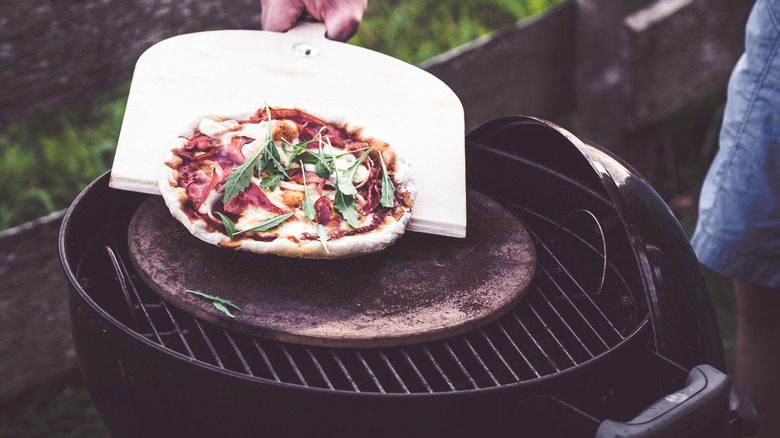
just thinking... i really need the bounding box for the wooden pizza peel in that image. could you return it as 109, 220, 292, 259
109, 22, 466, 238
128, 189, 536, 348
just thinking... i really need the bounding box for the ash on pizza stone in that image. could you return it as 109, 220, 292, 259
127, 189, 536, 348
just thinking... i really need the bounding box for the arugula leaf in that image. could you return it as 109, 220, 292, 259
379, 153, 396, 208
329, 145, 361, 228
287, 145, 319, 165
334, 188, 361, 228
213, 302, 237, 318
314, 136, 334, 178
259, 139, 288, 178
259, 174, 282, 190
315, 159, 332, 179
185, 289, 242, 318
316, 224, 330, 253
216, 212, 237, 239
223, 147, 263, 204
337, 148, 372, 197
216, 212, 293, 238
235, 212, 294, 234
301, 170, 316, 220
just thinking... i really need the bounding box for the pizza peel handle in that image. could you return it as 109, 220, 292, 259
110, 22, 467, 238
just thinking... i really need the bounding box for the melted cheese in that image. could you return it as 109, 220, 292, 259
198, 118, 239, 137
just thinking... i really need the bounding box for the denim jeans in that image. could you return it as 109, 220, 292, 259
691, 0, 780, 287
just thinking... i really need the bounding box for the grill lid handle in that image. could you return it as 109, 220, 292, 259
595, 364, 757, 438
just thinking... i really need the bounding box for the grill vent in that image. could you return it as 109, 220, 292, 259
77, 201, 644, 394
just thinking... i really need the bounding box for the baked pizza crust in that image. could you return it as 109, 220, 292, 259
159, 108, 416, 259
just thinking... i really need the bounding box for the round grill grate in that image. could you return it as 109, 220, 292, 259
73, 189, 646, 394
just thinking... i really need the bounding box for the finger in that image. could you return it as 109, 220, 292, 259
261, 0, 306, 32
319, 0, 367, 41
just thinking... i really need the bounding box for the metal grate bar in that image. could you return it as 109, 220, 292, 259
104, 246, 141, 332
400, 348, 433, 393
155, 299, 196, 358
330, 350, 360, 392
377, 349, 410, 394
478, 329, 520, 382
106, 243, 197, 358
252, 339, 281, 382
463, 337, 499, 387
524, 208, 625, 341
280, 344, 308, 386
105, 246, 163, 345
306, 348, 334, 390
421, 345, 457, 392
528, 298, 576, 367
441, 340, 478, 389
509, 307, 561, 373
193, 319, 225, 368
354, 350, 385, 393
224, 330, 253, 376
536, 280, 599, 357
496, 320, 540, 378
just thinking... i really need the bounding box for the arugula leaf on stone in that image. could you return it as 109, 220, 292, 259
185, 289, 242, 318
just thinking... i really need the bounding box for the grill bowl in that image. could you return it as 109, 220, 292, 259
59, 116, 726, 437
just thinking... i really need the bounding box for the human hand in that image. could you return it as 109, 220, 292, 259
261, 0, 367, 42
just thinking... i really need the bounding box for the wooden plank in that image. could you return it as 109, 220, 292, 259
0, 0, 262, 128
421, 2, 576, 133
0, 210, 70, 404
574, 0, 657, 152
622, 0, 753, 129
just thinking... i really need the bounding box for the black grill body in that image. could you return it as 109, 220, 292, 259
60, 116, 747, 437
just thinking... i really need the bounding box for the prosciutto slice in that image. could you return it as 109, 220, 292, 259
224, 182, 286, 214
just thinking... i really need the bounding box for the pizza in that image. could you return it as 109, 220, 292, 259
159, 106, 415, 259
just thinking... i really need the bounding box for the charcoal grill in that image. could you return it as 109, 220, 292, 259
60, 116, 757, 437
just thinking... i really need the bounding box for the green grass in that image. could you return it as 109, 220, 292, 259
0, 84, 128, 231
352, 0, 565, 65
0, 371, 108, 438
0, 1, 562, 436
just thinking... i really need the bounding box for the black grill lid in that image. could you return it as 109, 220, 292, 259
465, 115, 725, 371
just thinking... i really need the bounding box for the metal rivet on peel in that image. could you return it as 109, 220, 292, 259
293, 42, 319, 57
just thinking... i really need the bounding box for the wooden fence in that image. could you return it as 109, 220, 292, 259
0, 0, 754, 404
